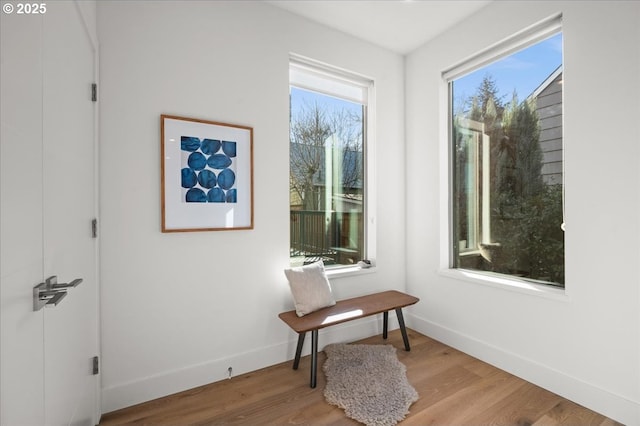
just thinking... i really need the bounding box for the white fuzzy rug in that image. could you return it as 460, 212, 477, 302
323, 343, 419, 426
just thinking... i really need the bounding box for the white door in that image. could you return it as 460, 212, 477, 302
1, 2, 99, 425
1, 9, 46, 425
42, 2, 99, 425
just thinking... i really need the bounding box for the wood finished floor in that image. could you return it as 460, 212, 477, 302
100, 329, 620, 425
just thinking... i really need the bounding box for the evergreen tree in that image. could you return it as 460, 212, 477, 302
501, 92, 543, 199
468, 74, 504, 130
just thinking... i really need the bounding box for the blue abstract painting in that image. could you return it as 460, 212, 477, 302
180, 136, 237, 203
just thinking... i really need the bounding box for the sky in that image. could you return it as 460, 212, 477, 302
452, 33, 563, 111
290, 87, 362, 119
290, 32, 563, 121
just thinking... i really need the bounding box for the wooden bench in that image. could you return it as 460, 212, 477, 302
278, 290, 419, 388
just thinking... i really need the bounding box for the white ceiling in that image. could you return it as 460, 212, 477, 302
268, 0, 492, 55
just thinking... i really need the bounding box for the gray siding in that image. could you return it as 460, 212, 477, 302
535, 72, 563, 185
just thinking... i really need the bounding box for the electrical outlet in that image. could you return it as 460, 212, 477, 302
227, 367, 233, 379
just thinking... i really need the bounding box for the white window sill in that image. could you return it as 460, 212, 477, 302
438, 268, 569, 302
326, 265, 377, 280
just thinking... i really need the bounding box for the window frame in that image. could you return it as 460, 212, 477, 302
289, 54, 376, 274
439, 15, 568, 298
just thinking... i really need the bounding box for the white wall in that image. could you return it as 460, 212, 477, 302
405, 1, 640, 424
97, 1, 405, 412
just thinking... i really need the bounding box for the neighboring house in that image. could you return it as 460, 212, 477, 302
289, 142, 363, 211
530, 66, 563, 185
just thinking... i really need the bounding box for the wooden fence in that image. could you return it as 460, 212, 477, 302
290, 210, 363, 265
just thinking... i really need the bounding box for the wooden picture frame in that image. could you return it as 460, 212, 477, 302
161, 114, 253, 232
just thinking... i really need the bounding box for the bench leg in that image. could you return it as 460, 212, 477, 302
395, 308, 411, 351
310, 329, 318, 388
383, 311, 389, 339
293, 332, 306, 370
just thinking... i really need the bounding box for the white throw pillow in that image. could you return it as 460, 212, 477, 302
284, 261, 336, 317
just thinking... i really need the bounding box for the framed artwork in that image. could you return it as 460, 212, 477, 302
161, 114, 253, 232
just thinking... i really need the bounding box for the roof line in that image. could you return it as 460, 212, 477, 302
528, 65, 563, 100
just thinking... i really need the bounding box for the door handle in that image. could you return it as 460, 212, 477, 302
46, 275, 82, 290
33, 276, 83, 311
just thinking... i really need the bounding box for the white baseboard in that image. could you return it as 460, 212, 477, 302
407, 312, 639, 426
102, 315, 398, 414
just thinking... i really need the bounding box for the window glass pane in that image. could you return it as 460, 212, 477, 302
451, 32, 564, 287
289, 85, 365, 267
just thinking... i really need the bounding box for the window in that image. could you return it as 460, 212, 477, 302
446, 17, 565, 287
289, 56, 372, 268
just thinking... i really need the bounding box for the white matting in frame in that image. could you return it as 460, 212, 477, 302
161, 114, 253, 232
